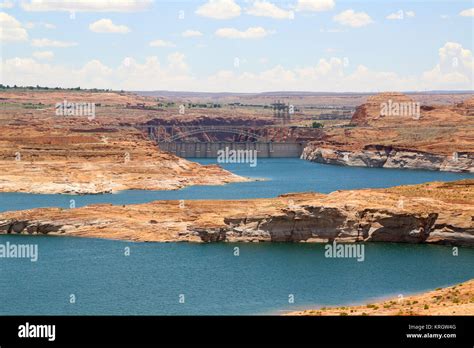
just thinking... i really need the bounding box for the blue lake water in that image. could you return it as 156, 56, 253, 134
0, 159, 473, 315
0, 158, 472, 212
1, 235, 473, 315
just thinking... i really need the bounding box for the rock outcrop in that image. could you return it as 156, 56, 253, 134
0, 125, 248, 194
350, 92, 418, 126
301, 145, 474, 172
302, 93, 474, 172
0, 91, 248, 194
1, 180, 472, 246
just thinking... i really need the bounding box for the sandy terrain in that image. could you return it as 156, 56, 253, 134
290, 279, 474, 316
0, 180, 472, 246
0, 90, 248, 194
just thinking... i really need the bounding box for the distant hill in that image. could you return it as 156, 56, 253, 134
135, 90, 474, 98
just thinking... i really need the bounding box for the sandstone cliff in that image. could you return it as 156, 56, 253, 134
1, 180, 472, 246
302, 93, 474, 172
0, 91, 248, 194
301, 145, 474, 172
0, 124, 247, 194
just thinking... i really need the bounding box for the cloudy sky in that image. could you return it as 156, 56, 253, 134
1, 0, 473, 92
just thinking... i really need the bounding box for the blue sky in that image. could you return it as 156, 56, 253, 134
1, 0, 473, 92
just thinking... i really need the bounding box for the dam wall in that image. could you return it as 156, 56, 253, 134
158, 142, 305, 158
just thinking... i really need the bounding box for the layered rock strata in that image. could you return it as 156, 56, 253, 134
302, 93, 474, 172
1, 180, 472, 246
301, 145, 474, 172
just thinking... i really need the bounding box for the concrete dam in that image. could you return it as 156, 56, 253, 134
158, 141, 305, 158
144, 125, 309, 158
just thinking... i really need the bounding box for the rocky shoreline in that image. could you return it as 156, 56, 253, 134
290, 279, 474, 316
301, 145, 474, 173
1, 180, 472, 246
0, 125, 249, 195
0, 90, 252, 195
301, 92, 474, 173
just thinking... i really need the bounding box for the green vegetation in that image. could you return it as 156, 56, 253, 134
0, 102, 50, 109
23, 103, 47, 109
312, 121, 324, 128
0, 84, 112, 92
186, 103, 221, 108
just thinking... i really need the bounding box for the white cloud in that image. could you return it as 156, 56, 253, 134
182, 30, 203, 38
215, 27, 272, 39
32, 50, 54, 60
1, 57, 116, 89
0, 12, 28, 42
386, 11, 403, 20
31, 38, 78, 47
116, 54, 195, 90
149, 39, 175, 47
333, 9, 373, 27
2, 43, 472, 92
296, 57, 345, 77
386, 10, 415, 20
459, 8, 474, 17
21, 0, 152, 12
422, 42, 474, 89
0, 0, 14, 9
246, 1, 293, 19
167, 52, 189, 72
196, 0, 241, 19
89, 19, 130, 33
25, 21, 56, 29
295, 0, 334, 12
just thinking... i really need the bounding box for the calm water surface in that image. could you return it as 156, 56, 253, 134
1, 159, 472, 212
0, 159, 473, 314
1, 235, 473, 315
